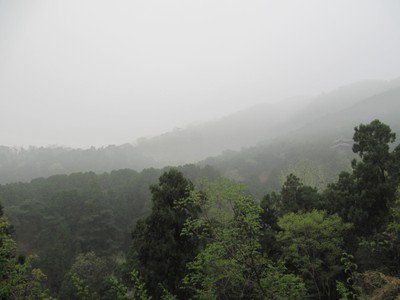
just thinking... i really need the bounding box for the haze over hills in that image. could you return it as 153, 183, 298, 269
290, 85, 400, 141
134, 96, 310, 165
0, 77, 399, 185
2, 76, 400, 297
262, 78, 400, 144
197, 78, 400, 196
2, 2, 400, 298
135, 77, 400, 164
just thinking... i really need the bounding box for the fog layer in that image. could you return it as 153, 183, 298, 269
1, 0, 399, 147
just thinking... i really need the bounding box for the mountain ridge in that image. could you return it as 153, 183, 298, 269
0, 77, 399, 184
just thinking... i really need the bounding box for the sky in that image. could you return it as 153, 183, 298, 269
1, 0, 400, 148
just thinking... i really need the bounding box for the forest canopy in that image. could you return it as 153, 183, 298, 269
1, 120, 400, 299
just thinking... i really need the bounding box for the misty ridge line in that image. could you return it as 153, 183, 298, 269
0, 76, 399, 187
2, 1, 399, 148
6, 77, 400, 151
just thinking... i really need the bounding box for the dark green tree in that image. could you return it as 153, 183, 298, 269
326, 120, 400, 235
0, 204, 53, 299
129, 169, 199, 299
59, 252, 112, 300
351, 120, 398, 228
265, 174, 321, 216
352, 119, 396, 175
259, 193, 281, 258
355, 186, 400, 276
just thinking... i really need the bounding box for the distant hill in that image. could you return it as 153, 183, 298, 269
135, 77, 400, 165
0, 144, 159, 184
280, 84, 400, 143
200, 80, 400, 197
134, 97, 309, 165
0, 77, 399, 185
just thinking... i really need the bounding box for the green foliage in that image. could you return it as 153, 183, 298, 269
109, 270, 153, 300
356, 186, 400, 275
0, 169, 159, 292
2, 119, 400, 300
70, 272, 98, 300
335, 253, 369, 300
262, 173, 322, 220
279, 174, 321, 214
352, 120, 399, 226
182, 179, 306, 299
130, 270, 152, 300
1, 165, 216, 296
59, 252, 111, 300
278, 210, 352, 299
109, 275, 131, 300
129, 169, 198, 299
205, 135, 355, 198
259, 193, 280, 258
0, 206, 54, 300
325, 120, 400, 236
352, 119, 396, 166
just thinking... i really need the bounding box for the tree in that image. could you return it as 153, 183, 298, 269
326, 120, 400, 235
59, 252, 112, 300
0, 203, 21, 298
264, 174, 321, 216
181, 179, 306, 299
259, 193, 281, 258
351, 120, 398, 230
352, 119, 396, 175
356, 185, 400, 275
129, 169, 199, 299
0, 204, 53, 300
277, 210, 352, 300
280, 174, 321, 214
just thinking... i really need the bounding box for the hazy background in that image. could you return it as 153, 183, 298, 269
1, 0, 399, 148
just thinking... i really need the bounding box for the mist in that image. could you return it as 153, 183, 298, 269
1, 0, 400, 148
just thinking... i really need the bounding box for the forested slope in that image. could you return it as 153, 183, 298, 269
135, 78, 400, 165
2, 120, 400, 299
202, 84, 400, 197
0, 164, 219, 295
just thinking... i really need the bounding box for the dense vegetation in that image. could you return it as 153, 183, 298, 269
1, 119, 400, 299
0, 164, 219, 296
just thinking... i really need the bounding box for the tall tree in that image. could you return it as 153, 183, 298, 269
325, 120, 400, 235
129, 169, 199, 299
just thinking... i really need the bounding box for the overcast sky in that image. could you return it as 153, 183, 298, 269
1, 0, 399, 148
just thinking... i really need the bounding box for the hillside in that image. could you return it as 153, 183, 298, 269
283, 85, 400, 142
0, 78, 399, 185
135, 78, 400, 165
0, 144, 160, 184
200, 80, 400, 197
2, 120, 400, 299
0, 164, 219, 292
